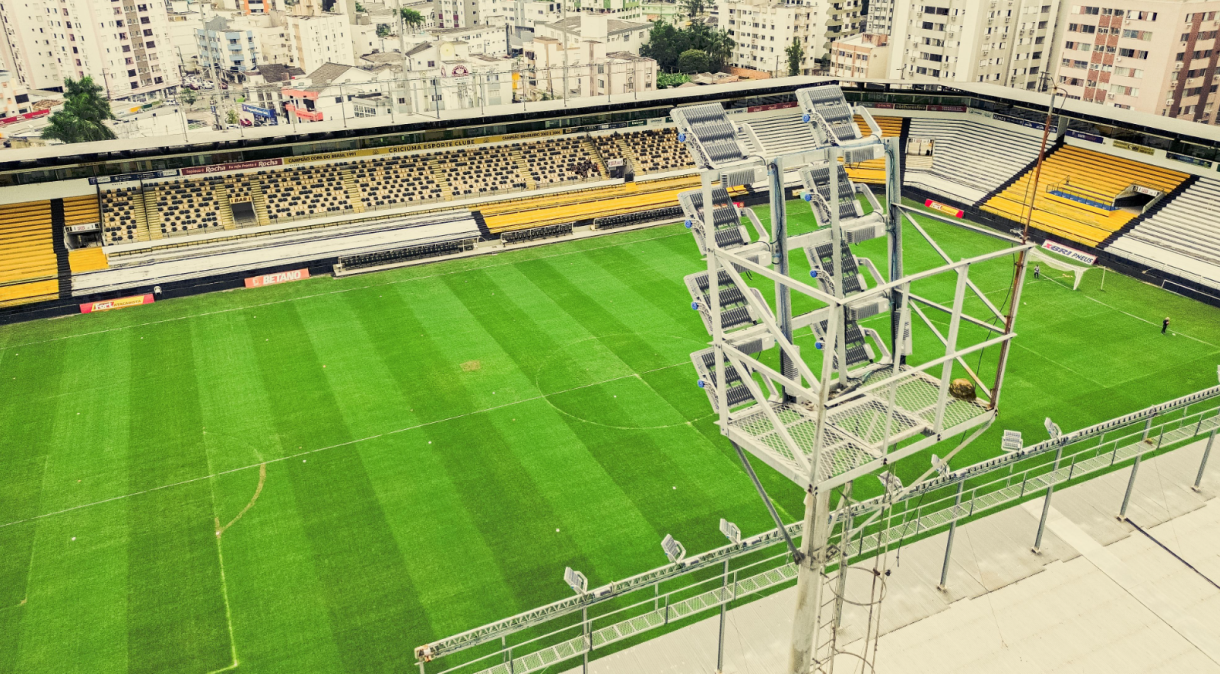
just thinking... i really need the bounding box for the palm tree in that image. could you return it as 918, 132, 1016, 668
41, 76, 117, 144
400, 7, 423, 33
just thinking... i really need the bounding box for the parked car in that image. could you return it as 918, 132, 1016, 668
202, 81, 215, 90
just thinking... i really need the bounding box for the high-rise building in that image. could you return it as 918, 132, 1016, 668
0, 0, 179, 98
886, 0, 1064, 90
1050, 2, 1220, 124
717, 0, 863, 76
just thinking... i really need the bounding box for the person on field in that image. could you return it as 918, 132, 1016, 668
1034, 263, 1040, 280
1162, 317, 1170, 334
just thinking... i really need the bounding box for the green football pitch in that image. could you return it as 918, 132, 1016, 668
1, 199, 1218, 674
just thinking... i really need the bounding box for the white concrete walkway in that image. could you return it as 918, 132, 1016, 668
571, 437, 1219, 674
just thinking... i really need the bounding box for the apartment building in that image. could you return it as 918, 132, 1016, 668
0, 68, 31, 115
285, 13, 356, 72
196, 16, 260, 78
718, 0, 861, 75
1050, 1, 1220, 124
0, 0, 179, 98
888, 0, 1065, 90
830, 32, 890, 78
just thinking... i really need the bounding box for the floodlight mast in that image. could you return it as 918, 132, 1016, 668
674, 85, 1032, 674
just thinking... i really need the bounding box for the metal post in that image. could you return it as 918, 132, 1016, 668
788, 487, 831, 674
768, 155, 793, 400
1033, 445, 1063, 554
832, 481, 854, 630
582, 605, 590, 674
717, 557, 729, 673
1193, 428, 1216, 492
1119, 452, 1142, 521
1141, 417, 1153, 443
937, 480, 965, 591
885, 137, 905, 364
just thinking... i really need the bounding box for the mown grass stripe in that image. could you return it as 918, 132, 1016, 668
126, 320, 230, 674
247, 301, 428, 673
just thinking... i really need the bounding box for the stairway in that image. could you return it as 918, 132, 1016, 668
250, 182, 271, 226
511, 147, 537, 191
428, 158, 455, 200
582, 138, 609, 177
215, 184, 237, 230
615, 136, 640, 175
136, 190, 160, 240
49, 199, 70, 298
341, 169, 366, 213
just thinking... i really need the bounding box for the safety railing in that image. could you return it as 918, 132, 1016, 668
416, 385, 1220, 674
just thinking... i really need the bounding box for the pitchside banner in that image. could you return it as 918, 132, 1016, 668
1041, 240, 1097, 265
245, 268, 310, 288
80, 294, 154, 313
924, 199, 964, 218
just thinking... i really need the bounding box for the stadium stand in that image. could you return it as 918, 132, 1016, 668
904, 119, 1041, 204
68, 248, 109, 273
1106, 177, 1220, 277
101, 186, 150, 244
262, 162, 356, 222
983, 145, 1188, 246
0, 200, 58, 306
438, 144, 526, 197
844, 116, 901, 184
590, 128, 695, 175
519, 135, 603, 187
355, 154, 444, 210
480, 176, 708, 233
149, 177, 227, 236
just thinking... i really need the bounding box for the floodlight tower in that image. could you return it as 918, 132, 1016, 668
672, 85, 1032, 674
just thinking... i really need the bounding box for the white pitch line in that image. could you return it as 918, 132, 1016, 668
0, 360, 694, 530
0, 229, 690, 353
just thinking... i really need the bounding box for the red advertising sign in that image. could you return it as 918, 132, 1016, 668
182, 158, 284, 176
925, 199, 964, 218
244, 268, 310, 288
0, 109, 50, 125
927, 105, 968, 112
80, 293, 154, 313
747, 101, 799, 113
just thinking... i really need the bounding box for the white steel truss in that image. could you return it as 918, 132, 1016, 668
672, 84, 1032, 674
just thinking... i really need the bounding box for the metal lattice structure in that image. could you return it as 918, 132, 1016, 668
671, 84, 1037, 673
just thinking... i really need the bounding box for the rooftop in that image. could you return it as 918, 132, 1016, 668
543, 16, 650, 35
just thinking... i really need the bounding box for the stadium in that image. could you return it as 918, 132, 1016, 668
1, 78, 1219, 674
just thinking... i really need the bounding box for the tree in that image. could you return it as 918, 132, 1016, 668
226, 109, 239, 126
354, 1, 364, 10
682, 0, 704, 20
41, 76, 116, 144
401, 8, 424, 32
180, 88, 197, 108
641, 21, 688, 72
376, 23, 391, 37
678, 49, 709, 74
656, 72, 690, 89
786, 37, 802, 76
703, 28, 734, 71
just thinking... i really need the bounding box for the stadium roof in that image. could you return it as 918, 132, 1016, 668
4, 78, 1220, 169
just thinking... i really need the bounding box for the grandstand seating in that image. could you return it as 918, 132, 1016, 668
519, 136, 602, 187
0, 200, 58, 306
68, 247, 109, 273
262, 162, 354, 222
983, 145, 1188, 246
101, 186, 147, 244
482, 176, 744, 234
438, 145, 525, 198
590, 129, 694, 176
355, 154, 444, 210
150, 177, 226, 236
904, 119, 1041, 205
1108, 177, 1220, 269
844, 116, 901, 184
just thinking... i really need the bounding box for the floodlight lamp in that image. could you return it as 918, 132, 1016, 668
719, 518, 741, 545
1044, 417, 1062, 439
877, 471, 903, 493
1001, 429, 1023, 453
661, 534, 687, 564
931, 454, 950, 477
563, 567, 588, 595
